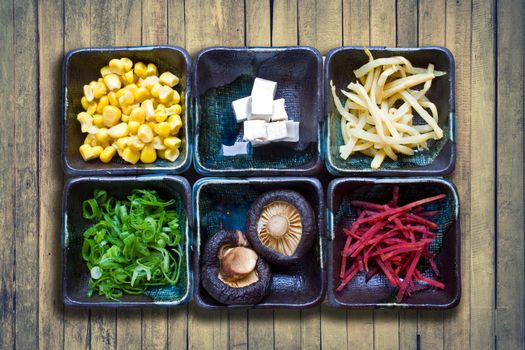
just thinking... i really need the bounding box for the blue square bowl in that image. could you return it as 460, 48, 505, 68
62, 46, 192, 176
193, 46, 323, 176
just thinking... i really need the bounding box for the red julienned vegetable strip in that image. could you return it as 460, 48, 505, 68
336, 187, 446, 302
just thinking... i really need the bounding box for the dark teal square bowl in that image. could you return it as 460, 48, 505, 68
62, 175, 192, 307
62, 46, 192, 176
326, 177, 460, 309
192, 177, 326, 309
193, 46, 323, 176
324, 46, 456, 176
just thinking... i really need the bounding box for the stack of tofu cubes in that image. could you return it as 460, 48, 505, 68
232, 78, 300, 146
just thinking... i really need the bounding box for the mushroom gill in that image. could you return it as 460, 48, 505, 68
256, 201, 302, 256
218, 246, 260, 288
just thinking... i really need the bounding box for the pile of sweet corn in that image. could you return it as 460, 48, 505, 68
77, 57, 183, 164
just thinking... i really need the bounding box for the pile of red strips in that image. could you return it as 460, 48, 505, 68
337, 186, 446, 302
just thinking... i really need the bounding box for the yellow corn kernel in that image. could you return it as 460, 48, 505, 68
146, 63, 158, 77
125, 83, 138, 95
81, 96, 89, 111
121, 114, 129, 123
153, 136, 166, 150
99, 146, 117, 163
107, 91, 119, 106
86, 101, 97, 115
122, 103, 139, 116
93, 82, 107, 99
93, 114, 104, 128
134, 62, 147, 79
116, 136, 131, 150
79, 144, 103, 161
172, 89, 181, 104
159, 72, 179, 87
137, 124, 154, 143
166, 104, 182, 116
154, 122, 171, 138
122, 70, 135, 85
95, 128, 111, 145
108, 122, 129, 139
121, 147, 140, 164
133, 87, 150, 103
116, 88, 127, 100
142, 99, 155, 120
158, 86, 174, 104
150, 83, 162, 98
129, 107, 146, 123
119, 90, 134, 106
104, 73, 122, 91
142, 76, 159, 90
96, 96, 109, 114
77, 112, 93, 133
102, 105, 122, 127
109, 58, 126, 75
154, 110, 167, 123
140, 144, 157, 163
128, 121, 140, 134
120, 57, 133, 72
147, 121, 157, 132
100, 66, 112, 76
127, 136, 145, 151
158, 148, 180, 162
167, 114, 182, 135
84, 134, 97, 146
164, 136, 181, 149
83, 85, 94, 102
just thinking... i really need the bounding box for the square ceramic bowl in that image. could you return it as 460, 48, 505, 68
62, 46, 192, 176
324, 46, 455, 176
193, 177, 326, 309
193, 46, 323, 176
327, 177, 460, 309
62, 175, 192, 307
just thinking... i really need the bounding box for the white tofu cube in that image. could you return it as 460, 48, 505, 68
250, 139, 270, 147
243, 120, 267, 141
265, 121, 288, 141
283, 121, 300, 142
251, 78, 277, 116
232, 96, 252, 123
271, 98, 288, 121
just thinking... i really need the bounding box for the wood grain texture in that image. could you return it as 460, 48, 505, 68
297, 0, 342, 54
248, 310, 274, 350
0, 0, 15, 347
229, 310, 248, 350
444, 0, 472, 348
343, 0, 369, 46
396, 0, 417, 47
347, 310, 373, 349
272, 0, 297, 46
470, 0, 496, 348
246, 0, 270, 46
188, 304, 229, 350
37, 0, 64, 348
496, 0, 524, 349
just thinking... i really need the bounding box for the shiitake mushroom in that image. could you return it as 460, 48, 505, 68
246, 190, 316, 264
201, 229, 271, 305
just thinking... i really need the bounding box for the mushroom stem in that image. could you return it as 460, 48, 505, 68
219, 247, 258, 282
267, 215, 289, 238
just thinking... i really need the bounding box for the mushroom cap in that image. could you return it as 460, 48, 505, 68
201, 230, 272, 305
246, 190, 316, 265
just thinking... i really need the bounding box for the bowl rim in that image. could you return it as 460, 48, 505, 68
192, 176, 327, 309
192, 45, 324, 176
323, 45, 456, 176
61, 174, 193, 308
326, 176, 461, 309
61, 45, 193, 176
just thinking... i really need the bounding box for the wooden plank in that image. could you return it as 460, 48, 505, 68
168, 308, 188, 350
188, 304, 229, 350
91, 310, 116, 350
470, 0, 496, 348
248, 310, 274, 350
167, 0, 185, 46
347, 310, 374, 349
398, 311, 417, 350
396, 0, 417, 47
229, 310, 248, 350
117, 309, 142, 350
272, 0, 298, 47
0, 0, 15, 347
246, 0, 270, 46
369, 2, 398, 348
184, 0, 244, 55
143, 0, 168, 45
343, 0, 369, 46
297, 0, 342, 54
301, 307, 321, 350
495, 0, 524, 349
417, 1, 446, 348
274, 310, 301, 350
443, 0, 472, 348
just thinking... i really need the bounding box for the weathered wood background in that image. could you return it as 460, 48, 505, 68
0, 0, 523, 349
